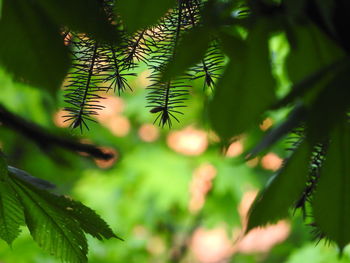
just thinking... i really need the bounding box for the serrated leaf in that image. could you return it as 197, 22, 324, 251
247, 141, 311, 231
312, 121, 350, 251
163, 27, 212, 80
0, 157, 24, 245
10, 177, 88, 263
43, 193, 119, 241
0, 182, 24, 245
117, 0, 175, 33
210, 23, 276, 140
0, 0, 70, 93
37, 0, 118, 43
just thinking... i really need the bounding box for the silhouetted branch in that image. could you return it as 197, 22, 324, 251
0, 104, 114, 160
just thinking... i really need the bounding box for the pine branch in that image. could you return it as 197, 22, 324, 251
64, 37, 107, 131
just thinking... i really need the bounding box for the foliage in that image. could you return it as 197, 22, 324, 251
1, 0, 350, 262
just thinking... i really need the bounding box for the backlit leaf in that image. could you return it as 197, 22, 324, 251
37, 0, 118, 43
312, 121, 350, 251
163, 26, 212, 80
117, 0, 175, 33
0, 157, 24, 245
247, 141, 311, 231
0, 0, 70, 93
10, 177, 88, 263
210, 23, 276, 140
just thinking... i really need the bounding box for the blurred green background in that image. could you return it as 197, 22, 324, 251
0, 35, 349, 263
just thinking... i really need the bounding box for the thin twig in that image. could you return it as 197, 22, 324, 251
0, 104, 114, 160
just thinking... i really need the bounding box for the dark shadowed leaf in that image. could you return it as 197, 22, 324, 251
273, 58, 346, 109
247, 105, 306, 158
0, 0, 70, 94
312, 121, 350, 251
286, 23, 344, 84
210, 24, 276, 140
307, 66, 350, 142
37, 0, 119, 43
117, 0, 175, 33
163, 27, 212, 80
247, 141, 311, 231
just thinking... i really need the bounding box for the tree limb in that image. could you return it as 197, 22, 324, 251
0, 104, 114, 160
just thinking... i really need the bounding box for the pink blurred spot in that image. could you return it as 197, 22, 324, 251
226, 141, 243, 158
261, 153, 283, 171
53, 109, 70, 128
191, 227, 232, 263
236, 221, 290, 254
167, 126, 208, 156
259, 118, 273, 131
234, 190, 290, 254
138, 124, 160, 142
108, 115, 130, 137
95, 96, 125, 125
94, 147, 118, 169
189, 163, 217, 213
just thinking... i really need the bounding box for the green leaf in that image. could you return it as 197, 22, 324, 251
210, 24, 276, 140
247, 141, 311, 231
10, 177, 88, 263
36, 0, 118, 43
286, 23, 344, 84
0, 0, 70, 93
0, 0, 3, 19
163, 27, 212, 80
247, 105, 306, 158
312, 121, 350, 251
307, 67, 350, 142
0, 157, 24, 245
0, 182, 24, 245
45, 194, 119, 241
117, 0, 175, 33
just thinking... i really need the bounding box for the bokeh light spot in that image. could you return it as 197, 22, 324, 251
167, 126, 208, 156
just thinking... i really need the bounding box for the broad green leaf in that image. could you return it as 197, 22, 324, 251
312, 121, 350, 251
163, 27, 212, 80
36, 0, 118, 43
0, 157, 24, 245
307, 67, 350, 142
0, 0, 70, 93
10, 177, 88, 263
273, 58, 346, 109
117, 0, 175, 33
41, 193, 119, 241
210, 24, 276, 140
0, 182, 24, 245
0, 0, 2, 19
247, 141, 311, 231
286, 23, 344, 84
313, 0, 336, 36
